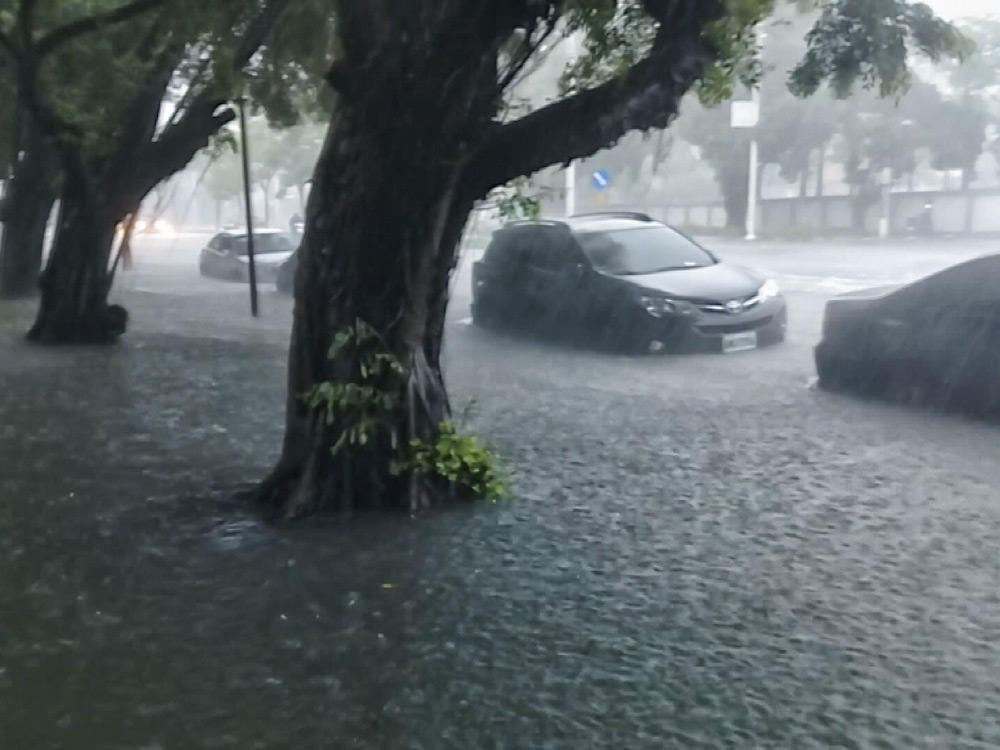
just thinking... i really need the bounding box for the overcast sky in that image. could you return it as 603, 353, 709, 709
926, 0, 998, 21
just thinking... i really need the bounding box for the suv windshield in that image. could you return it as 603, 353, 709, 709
233, 233, 294, 256
577, 226, 714, 275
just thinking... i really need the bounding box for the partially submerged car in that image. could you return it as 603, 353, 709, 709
198, 229, 296, 283
815, 254, 1000, 417
472, 212, 786, 353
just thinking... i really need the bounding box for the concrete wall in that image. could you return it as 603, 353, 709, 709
665, 205, 726, 228
663, 190, 1000, 236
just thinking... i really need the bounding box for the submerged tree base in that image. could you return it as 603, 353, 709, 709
26, 304, 129, 345
251, 462, 419, 521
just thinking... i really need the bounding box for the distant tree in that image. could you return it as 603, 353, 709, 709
196, 137, 244, 227
274, 124, 326, 214
676, 100, 752, 229
931, 18, 1000, 229
677, 8, 838, 230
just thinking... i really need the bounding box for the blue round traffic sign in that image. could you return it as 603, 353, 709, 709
591, 169, 610, 191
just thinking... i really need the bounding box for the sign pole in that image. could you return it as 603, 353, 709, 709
746, 134, 759, 241
237, 96, 259, 318
745, 88, 760, 241
565, 160, 576, 217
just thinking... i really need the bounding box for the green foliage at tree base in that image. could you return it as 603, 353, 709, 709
302, 319, 407, 457
304, 321, 508, 503
409, 422, 510, 502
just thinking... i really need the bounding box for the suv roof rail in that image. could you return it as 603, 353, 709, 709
570, 210, 655, 222
505, 218, 567, 225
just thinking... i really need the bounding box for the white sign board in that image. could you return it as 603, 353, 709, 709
731, 100, 760, 129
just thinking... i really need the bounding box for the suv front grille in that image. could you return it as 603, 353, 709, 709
697, 315, 773, 335
695, 293, 761, 314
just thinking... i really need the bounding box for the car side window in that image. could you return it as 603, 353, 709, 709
485, 234, 522, 269
218, 236, 233, 254
493, 234, 531, 271
528, 230, 581, 272
525, 231, 559, 272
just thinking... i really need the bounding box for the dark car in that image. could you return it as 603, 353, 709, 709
471, 212, 786, 353
199, 229, 296, 283
815, 253, 1000, 416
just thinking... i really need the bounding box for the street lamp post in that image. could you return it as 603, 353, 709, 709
236, 96, 259, 318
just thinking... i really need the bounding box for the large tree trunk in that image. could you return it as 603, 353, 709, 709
27, 173, 127, 344
255, 28, 495, 520
0, 131, 56, 299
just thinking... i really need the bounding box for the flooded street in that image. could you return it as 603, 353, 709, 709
3, 237, 1000, 748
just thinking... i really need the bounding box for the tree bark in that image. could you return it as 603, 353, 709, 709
27, 171, 127, 344
0, 128, 56, 298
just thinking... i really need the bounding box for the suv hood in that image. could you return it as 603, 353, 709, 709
623, 262, 763, 301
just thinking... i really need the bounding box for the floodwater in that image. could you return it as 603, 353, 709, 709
4, 241, 1000, 748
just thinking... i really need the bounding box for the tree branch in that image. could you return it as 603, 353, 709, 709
128, 98, 236, 200
126, 0, 292, 201
233, 0, 295, 69
0, 28, 19, 63
497, 17, 558, 95
35, 0, 166, 58
472, 26, 715, 195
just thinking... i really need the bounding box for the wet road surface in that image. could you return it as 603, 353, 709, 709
2, 236, 1000, 748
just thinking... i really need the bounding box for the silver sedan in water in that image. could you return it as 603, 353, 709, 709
198, 229, 296, 283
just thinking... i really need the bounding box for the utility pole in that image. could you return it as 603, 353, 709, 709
236, 96, 259, 317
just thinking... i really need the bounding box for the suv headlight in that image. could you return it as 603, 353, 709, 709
641, 295, 676, 317
640, 295, 695, 318
759, 279, 780, 300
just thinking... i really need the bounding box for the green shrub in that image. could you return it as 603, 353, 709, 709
410, 422, 509, 501
304, 323, 509, 502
